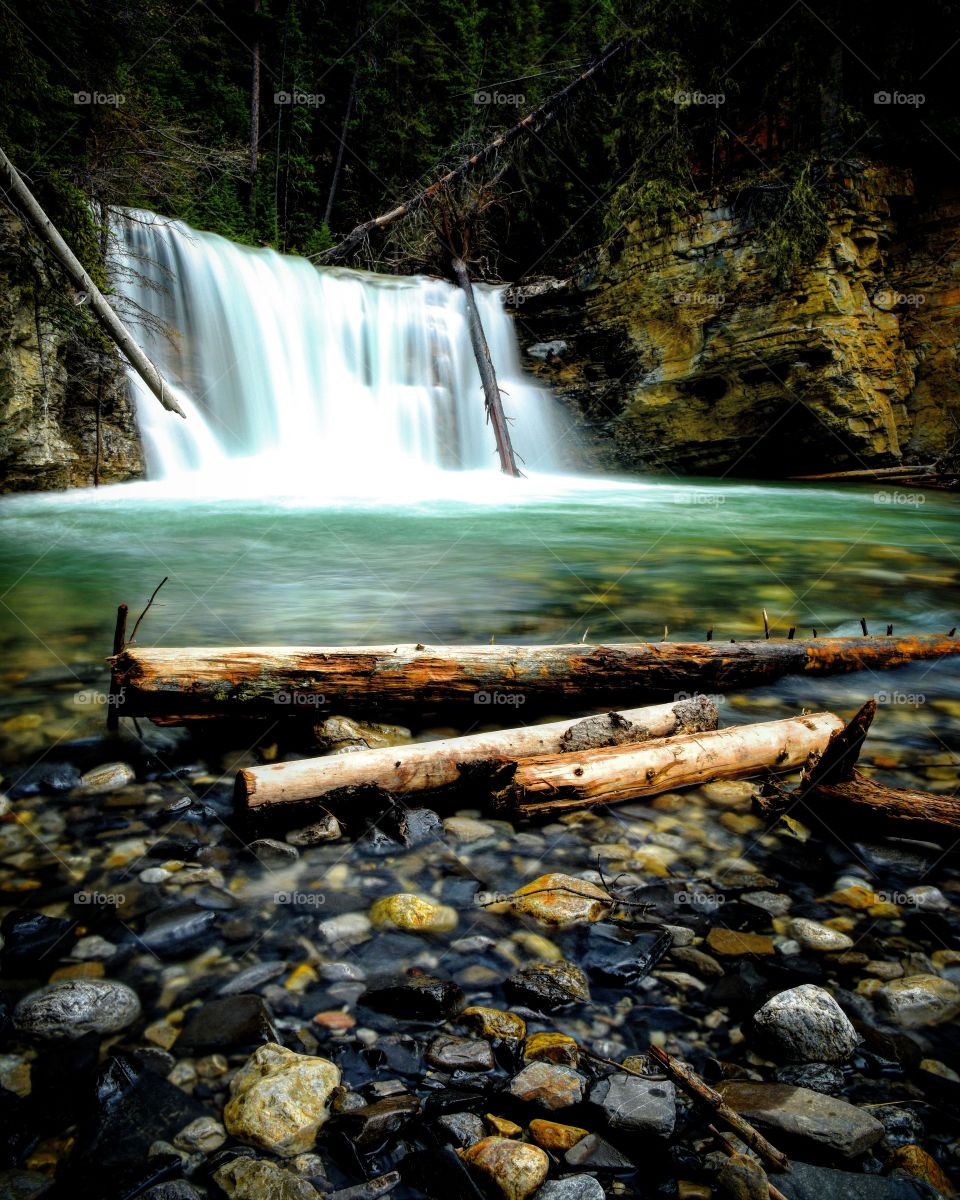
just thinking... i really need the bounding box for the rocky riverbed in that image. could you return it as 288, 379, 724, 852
1, 699, 959, 1200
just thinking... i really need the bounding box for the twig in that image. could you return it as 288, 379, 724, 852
648, 1045, 789, 1171
575, 1045, 667, 1081
708, 1125, 789, 1200
127, 577, 168, 646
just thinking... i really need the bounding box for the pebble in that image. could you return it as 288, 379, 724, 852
426, 1035, 494, 1072
214, 1156, 320, 1199
717, 1153, 769, 1200
888, 1145, 956, 1196
564, 1133, 634, 1169
437, 1111, 486, 1147
319, 912, 372, 944
176, 994, 274, 1052
741, 891, 793, 915
223, 1042, 341, 1156
716, 1081, 884, 1158
706, 928, 775, 957
443, 817, 497, 843
80, 761, 136, 793
458, 1136, 549, 1200
70, 935, 118, 961
752, 984, 860, 1062
789, 918, 855, 952
506, 1062, 586, 1109
874, 974, 960, 1027
509, 873, 610, 926
360, 974, 464, 1020
249, 838, 299, 862
368, 894, 458, 933
905, 886, 949, 912
528, 1118, 589, 1152
774, 1062, 845, 1094
285, 814, 342, 844
505, 960, 590, 1012
591, 1073, 676, 1137
523, 1031, 579, 1066
460, 1006, 526, 1041
173, 1116, 226, 1152
13, 979, 141, 1040
533, 1180, 605, 1200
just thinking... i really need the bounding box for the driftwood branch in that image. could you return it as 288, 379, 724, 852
237, 699, 718, 812
648, 1046, 789, 1172
800, 771, 960, 837
0, 145, 186, 418
109, 635, 960, 723
316, 38, 631, 264
494, 713, 843, 816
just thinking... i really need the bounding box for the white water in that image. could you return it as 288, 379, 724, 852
109, 210, 570, 488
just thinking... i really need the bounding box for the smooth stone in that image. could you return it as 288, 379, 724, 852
460, 1006, 526, 1041
176, 994, 274, 1052
1, 911, 76, 973
458, 1136, 549, 1200
334, 1096, 420, 1151
774, 1063, 845, 1094
741, 891, 793, 915
173, 1115, 226, 1152
533, 1180, 605, 1200
285, 815, 342, 845
443, 817, 497, 843
670, 946, 725, 978
14, 979, 140, 1040
528, 1118, 589, 1152
218, 961, 289, 995
369, 894, 458, 934
138, 907, 218, 957
8, 761, 81, 798
436, 1111, 487, 1148
904, 886, 948, 912
752, 984, 860, 1063
774, 1160, 940, 1200
70, 935, 118, 961
590, 1073, 676, 1137
716, 1081, 884, 1158
319, 912, 372, 944
314, 715, 411, 749
523, 1031, 579, 1066
505, 960, 590, 1012
509, 873, 609, 926
223, 1042, 341, 1157
250, 838, 300, 862
427, 1035, 495, 1072
888, 1145, 955, 1197
80, 761, 136, 793
788, 919, 854, 952
580, 927, 673, 986
717, 1153, 769, 1200
506, 1062, 586, 1110
397, 808, 444, 847
706, 928, 775, 956
360, 974, 464, 1021
214, 1157, 320, 1200
874, 975, 960, 1027
564, 1133, 634, 1170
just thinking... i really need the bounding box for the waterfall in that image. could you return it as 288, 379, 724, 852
109, 210, 568, 487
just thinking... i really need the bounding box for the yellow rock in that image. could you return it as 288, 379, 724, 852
720, 812, 763, 835
460, 1006, 526, 1042
284, 963, 319, 992
49, 962, 104, 981
828, 885, 881, 909
485, 1113, 522, 1137
224, 1042, 341, 1157
511, 931, 564, 962
458, 1136, 549, 1200
528, 1118, 588, 1152
933, 949, 960, 969
866, 901, 901, 919
632, 846, 676, 875
889, 1145, 956, 1197
510, 873, 609, 926
144, 1020, 180, 1050
706, 928, 775, 957
523, 1031, 579, 1066
369, 893, 458, 933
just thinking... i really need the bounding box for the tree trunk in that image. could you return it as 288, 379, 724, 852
494, 713, 844, 816
109, 635, 960, 723
0, 146, 185, 417
316, 38, 631, 264
324, 30, 360, 228
783, 771, 960, 838
449, 255, 519, 475
237, 697, 718, 812
249, 0, 261, 222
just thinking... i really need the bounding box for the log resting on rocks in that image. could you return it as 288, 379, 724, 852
238, 699, 717, 812
802, 771, 960, 837
109, 635, 960, 723
494, 713, 844, 816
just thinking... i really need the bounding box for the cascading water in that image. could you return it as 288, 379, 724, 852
109, 210, 569, 488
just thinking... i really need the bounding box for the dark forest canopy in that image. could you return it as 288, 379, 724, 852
2, 0, 959, 281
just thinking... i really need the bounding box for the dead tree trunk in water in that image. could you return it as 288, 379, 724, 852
449, 255, 519, 476
0, 145, 186, 417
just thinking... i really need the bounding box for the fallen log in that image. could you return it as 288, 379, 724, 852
237, 698, 718, 812
109, 635, 959, 723
494, 713, 844, 817
774, 770, 960, 838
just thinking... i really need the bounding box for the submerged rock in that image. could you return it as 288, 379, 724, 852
369, 893, 458, 934
788, 919, 854, 952
504, 960, 590, 1012
176, 994, 274, 1052
223, 1042, 341, 1157
533, 1180, 605, 1200
460, 1006, 526, 1041
285, 815, 341, 845
0, 911, 76, 975
773, 1159, 940, 1199
80, 761, 136, 793
752, 984, 860, 1063
874, 974, 960, 1027
458, 1136, 549, 1200
509, 873, 610, 926
774, 1063, 845, 1094
14, 979, 140, 1040
360, 974, 465, 1021
590, 1073, 676, 1137
426, 1035, 495, 1072
214, 1156, 319, 1199
528, 1118, 589, 1152
506, 1062, 586, 1109
716, 1081, 884, 1158
717, 1153, 769, 1200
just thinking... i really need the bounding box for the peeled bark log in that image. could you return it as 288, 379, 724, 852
237, 697, 717, 812
110, 635, 960, 723
0, 145, 186, 418
494, 713, 844, 816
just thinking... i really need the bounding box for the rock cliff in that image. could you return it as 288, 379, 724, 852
507, 164, 960, 477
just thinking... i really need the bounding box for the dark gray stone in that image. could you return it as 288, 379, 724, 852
590, 1073, 676, 1137
776, 1161, 939, 1200
426, 1035, 494, 1073
753, 985, 860, 1063
14, 979, 141, 1041
505, 960, 590, 1012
